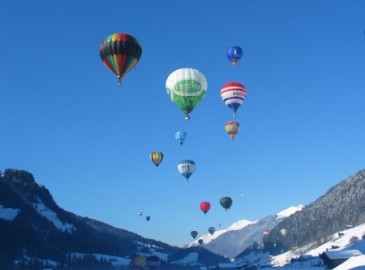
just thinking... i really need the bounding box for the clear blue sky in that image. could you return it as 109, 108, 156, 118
1, 0, 364, 247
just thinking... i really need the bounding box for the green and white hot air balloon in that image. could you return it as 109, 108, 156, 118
165, 68, 208, 120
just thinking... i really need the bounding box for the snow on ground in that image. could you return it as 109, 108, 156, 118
93, 254, 130, 267
333, 254, 365, 270
0, 205, 20, 221
33, 201, 75, 232
171, 252, 199, 265
71, 253, 130, 267
306, 223, 365, 257
269, 223, 365, 269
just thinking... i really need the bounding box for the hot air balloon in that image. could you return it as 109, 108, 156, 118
177, 160, 196, 180
227, 46, 243, 66
146, 216, 151, 221
200, 201, 211, 214
175, 130, 187, 145
99, 33, 142, 85
220, 196, 233, 211
191, 230, 198, 239
198, 239, 203, 245
220, 82, 247, 116
138, 211, 143, 216
225, 120, 240, 140
280, 228, 288, 237
263, 229, 270, 237
150, 152, 163, 167
165, 68, 208, 120
208, 227, 216, 235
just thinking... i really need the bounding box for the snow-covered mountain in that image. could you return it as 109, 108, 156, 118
2, 168, 365, 269
189, 205, 304, 258
233, 222, 365, 269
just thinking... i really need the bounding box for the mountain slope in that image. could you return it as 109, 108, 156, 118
0, 168, 228, 269
192, 205, 303, 258
263, 169, 365, 254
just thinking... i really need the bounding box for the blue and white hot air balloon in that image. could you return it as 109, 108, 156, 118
177, 160, 196, 181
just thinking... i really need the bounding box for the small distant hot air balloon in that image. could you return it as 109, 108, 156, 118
165, 68, 208, 120
227, 46, 243, 66
200, 201, 211, 214
220, 196, 233, 212
150, 152, 163, 167
263, 229, 270, 237
146, 216, 151, 222
138, 211, 143, 216
177, 160, 196, 181
220, 82, 247, 116
175, 130, 187, 145
225, 120, 240, 140
198, 239, 203, 245
99, 33, 142, 85
208, 227, 216, 235
280, 228, 288, 237
191, 230, 198, 239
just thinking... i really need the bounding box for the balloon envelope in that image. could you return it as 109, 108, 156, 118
227, 46, 243, 66
99, 33, 142, 85
225, 121, 240, 140
166, 68, 208, 120
200, 201, 211, 214
177, 160, 196, 180
280, 228, 288, 237
150, 152, 163, 167
175, 130, 187, 145
146, 216, 151, 221
191, 230, 198, 239
220, 196, 233, 211
208, 227, 216, 235
220, 82, 247, 116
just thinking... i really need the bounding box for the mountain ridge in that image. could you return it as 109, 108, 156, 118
1, 168, 365, 269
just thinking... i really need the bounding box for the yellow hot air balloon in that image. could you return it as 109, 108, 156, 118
150, 152, 163, 167
225, 120, 240, 140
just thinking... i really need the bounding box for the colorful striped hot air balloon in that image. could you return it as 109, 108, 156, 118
220, 82, 247, 116
99, 33, 142, 85
225, 120, 240, 140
